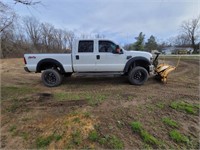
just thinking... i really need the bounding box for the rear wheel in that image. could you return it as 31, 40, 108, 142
128, 66, 148, 85
41, 69, 63, 87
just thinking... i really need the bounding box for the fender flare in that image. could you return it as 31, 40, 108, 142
123, 56, 151, 73
36, 58, 65, 73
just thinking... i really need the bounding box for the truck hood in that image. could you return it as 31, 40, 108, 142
124, 50, 153, 60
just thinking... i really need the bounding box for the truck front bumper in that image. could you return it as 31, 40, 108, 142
149, 65, 154, 74
24, 67, 30, 72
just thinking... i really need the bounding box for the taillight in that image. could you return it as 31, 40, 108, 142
24, 57, 27, 64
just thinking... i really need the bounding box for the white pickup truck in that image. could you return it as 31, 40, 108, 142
24, 39, 155, 87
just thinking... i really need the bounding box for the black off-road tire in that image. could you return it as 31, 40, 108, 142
41, 69, 63, 87
128, 66, 148, 85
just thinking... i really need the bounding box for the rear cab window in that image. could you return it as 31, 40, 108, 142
78, 41, 94, 53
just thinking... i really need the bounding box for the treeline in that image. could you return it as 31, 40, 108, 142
1, 15, 164, 58
123, 32, 167, 52
1, 16, 76, 58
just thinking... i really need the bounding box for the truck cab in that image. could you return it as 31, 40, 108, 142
72, 39, 152, 72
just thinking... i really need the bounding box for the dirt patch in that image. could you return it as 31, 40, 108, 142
44, 99, 88, 107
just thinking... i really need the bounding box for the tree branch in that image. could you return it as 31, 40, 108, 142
14, 0, 40, 5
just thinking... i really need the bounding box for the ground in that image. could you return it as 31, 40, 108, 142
1, 57, 199, 149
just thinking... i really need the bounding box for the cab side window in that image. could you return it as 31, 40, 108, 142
78, 41, 94, 53
99, 41, 116, 53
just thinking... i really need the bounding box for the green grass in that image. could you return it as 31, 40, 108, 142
98, 135, 124, 149
88, 129, 124, 149
54, 92, 106, 106
36, 135, 54, 148
54, 92, 80, 101
19, 132, 29, 140
71, 130, 82, 146
85, 94, 106, 106
170, 101, 199, 115
66, 133, 83, 149
2, 86, 36, 100
130, 121, 160, 146
162, 117, 178, 128
169, 130, 189, 143
54, 134, 62, 141
156, 103, 165, 109
9, 125, 17, 132
141, 130, 160, 145
108, 135, 124, 149
36, 133, 62, 148
88, 130, 99, 142
73, 117, 81, 123
83, 112, 91, 118
130, 121, 143, 132
6, 100, 21, 113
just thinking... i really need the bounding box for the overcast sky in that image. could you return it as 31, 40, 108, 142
4, 0, 200, 45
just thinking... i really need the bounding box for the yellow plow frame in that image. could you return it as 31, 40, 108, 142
155, 64, 176, 83
154, 54, 181, 84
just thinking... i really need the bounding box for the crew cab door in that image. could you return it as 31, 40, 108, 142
96, 40, 126, 72
73, 40, 96, 72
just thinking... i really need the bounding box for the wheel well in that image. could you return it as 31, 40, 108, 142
37, 59, 65, 73
124, 58, 150, 74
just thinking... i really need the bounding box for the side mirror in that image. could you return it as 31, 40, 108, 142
119, 49, 123, 54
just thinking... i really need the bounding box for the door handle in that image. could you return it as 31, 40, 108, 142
76, 55, 79, 60
96, 55, 100, 59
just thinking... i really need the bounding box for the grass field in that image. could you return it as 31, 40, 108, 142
1, 57, 199, 149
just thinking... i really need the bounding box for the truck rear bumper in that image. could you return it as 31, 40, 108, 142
24, 67, 31, 72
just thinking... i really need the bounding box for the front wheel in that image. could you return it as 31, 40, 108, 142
128, 66, 148, 85
41, 69, 63, 87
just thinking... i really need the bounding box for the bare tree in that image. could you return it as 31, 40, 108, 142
170, 34, 191, 47
14, 0, 40, 5
0, 2, 16, 33
40, 23, 55, 52
1, 0, 41, 33
63, 30, 75, 50
180, 16, 200, 53
40, 23, 75, 52
23, 16, 41, 51
95, 33, 105, 39
1, 24, 15, 58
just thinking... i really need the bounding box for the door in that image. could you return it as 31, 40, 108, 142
73, 40, 96, 72
96, 40, 126, 72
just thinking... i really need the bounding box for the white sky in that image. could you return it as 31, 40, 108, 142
3, 0, 200, 45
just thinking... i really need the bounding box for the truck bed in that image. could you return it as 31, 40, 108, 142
24, 54, 72, 72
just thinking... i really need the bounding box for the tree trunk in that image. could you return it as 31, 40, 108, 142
191, 36, 197, 54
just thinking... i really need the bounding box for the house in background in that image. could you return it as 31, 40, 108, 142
162, 46, 193, 55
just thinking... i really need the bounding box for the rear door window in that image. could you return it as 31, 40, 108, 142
78, 41, 94, 53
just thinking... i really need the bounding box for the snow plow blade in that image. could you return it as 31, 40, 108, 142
155, 64, 176, 83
